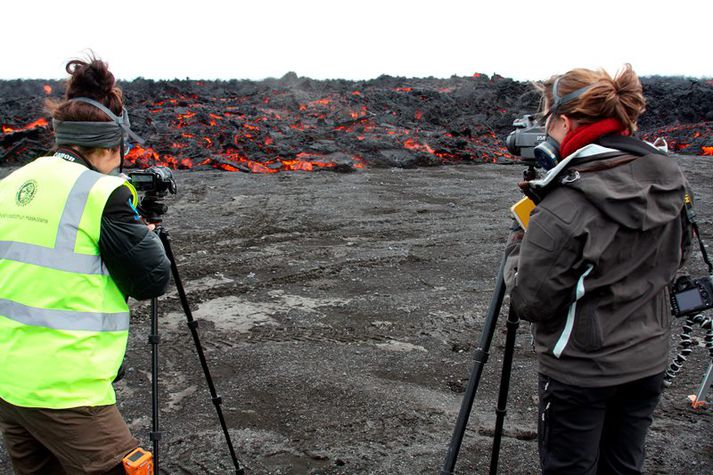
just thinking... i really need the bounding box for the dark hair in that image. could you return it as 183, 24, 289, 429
47, 54, 124, 153
535, 64, 646, 134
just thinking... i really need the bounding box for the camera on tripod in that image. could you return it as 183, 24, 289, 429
124, 165, 242, 472
127, 166, 177, 223
670, 275, 713, 318
128, 166, 177, 195
505, 114, 547, 162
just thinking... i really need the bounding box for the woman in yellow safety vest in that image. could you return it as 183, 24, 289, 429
0, 55, 171, 474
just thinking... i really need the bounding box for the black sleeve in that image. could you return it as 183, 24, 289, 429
99, 185, 172, 300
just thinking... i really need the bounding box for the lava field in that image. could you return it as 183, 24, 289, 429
2, 73, 712, 172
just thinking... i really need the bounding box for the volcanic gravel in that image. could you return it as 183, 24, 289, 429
0, 157, 711, 474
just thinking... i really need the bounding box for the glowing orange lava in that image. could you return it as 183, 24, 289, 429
1, 118, 49, 134
403, 138, 434, 155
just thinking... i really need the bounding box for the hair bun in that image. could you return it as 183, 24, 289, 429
539, 64, 645, 135
48, 54, 124, 122
65, 58, 116, 100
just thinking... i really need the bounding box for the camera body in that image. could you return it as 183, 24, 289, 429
127, 166, 177, 223
670, 275, 713, 318
128, 166, 177, 195
505, 115, 547, 160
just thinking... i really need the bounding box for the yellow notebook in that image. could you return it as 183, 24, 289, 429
510, 196, 536, 230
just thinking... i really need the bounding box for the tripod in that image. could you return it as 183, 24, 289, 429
441, 164, 536, 474
148, 225, 244, 474
440, 252, 521, 475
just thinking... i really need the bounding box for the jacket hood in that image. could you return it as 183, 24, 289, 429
531, 144, 687, 231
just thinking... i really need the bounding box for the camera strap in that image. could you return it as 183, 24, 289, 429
52, 147, 98, 172
683, 192, 713, 274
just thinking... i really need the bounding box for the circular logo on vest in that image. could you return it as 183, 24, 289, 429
16, 180, 38, 207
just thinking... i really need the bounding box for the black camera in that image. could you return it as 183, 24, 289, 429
128, 166, 177, 223
505, 115, 547, 161
670, 275, 713, 318
128, 166, 177, 195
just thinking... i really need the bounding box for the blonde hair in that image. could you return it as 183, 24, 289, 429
536, 64, 646, 134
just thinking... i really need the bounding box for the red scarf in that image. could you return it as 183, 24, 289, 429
559, 117, 628, 158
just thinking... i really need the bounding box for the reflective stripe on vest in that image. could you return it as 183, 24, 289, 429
0, 241, 107, 275
0, 298, 129, 332
56, 169, 104, 252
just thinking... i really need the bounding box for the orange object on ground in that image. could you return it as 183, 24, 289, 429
122, 447, 154, 475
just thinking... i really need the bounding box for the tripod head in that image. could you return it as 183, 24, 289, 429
137, 193, 170, 224
522, 157, 539, 182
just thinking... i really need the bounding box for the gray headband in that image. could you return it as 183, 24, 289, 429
550, 77, 594, 115
53, 97, 145, 148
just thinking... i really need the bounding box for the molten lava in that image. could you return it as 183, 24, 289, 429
1, 75, 711, 172
1, 118, 48, 134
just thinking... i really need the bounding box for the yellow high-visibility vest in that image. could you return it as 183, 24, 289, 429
0, 156, 137, 408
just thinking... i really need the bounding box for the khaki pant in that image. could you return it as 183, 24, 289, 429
0, 397, 138, 475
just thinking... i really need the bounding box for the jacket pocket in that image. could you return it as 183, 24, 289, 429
572, 305, 603, 352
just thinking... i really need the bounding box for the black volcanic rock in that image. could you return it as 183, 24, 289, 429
1, 74, 712, 171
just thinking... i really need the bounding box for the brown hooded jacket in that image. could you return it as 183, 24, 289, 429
509, 140, 691, 387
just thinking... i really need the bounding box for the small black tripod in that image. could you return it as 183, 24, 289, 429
441, 163, 537, 475
148, 225, 244, 474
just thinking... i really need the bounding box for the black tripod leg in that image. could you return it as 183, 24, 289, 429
489, 305, 520, 475
157, 228, 245, 474
441, 255, 508, 475
149, 297, 161, 471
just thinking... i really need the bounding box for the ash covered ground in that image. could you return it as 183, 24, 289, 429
2, 157, 711, 474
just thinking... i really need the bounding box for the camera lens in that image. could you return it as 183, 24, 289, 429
506, 131, 519, 156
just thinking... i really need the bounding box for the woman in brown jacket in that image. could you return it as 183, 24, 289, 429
507, 64, 691, 474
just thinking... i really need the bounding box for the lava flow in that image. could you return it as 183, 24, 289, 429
1, 75, 712, 172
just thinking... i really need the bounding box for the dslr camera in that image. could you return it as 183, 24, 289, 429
505, 115, 547, 161
670, 275, 713, 318
128, 166, 177, 223
128, 166, 177, 195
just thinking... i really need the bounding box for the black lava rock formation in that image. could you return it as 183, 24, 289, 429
2, 73, 712, 172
